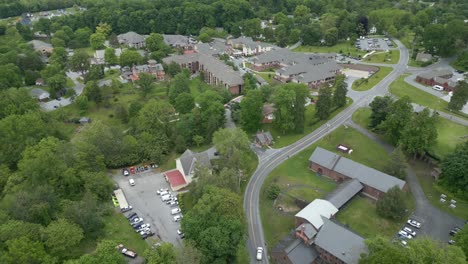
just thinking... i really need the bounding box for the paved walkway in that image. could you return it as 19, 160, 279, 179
346, 121, 464, 242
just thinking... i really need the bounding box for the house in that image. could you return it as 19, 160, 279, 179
196, 39, 230, 57
271, 233, 319, 264
275, 62, 342, 88
295, 199, 338, 231
117, 32, 146, 48
227, 36, 277, 56
309, 147, 407, 200
28, 40, 54, 54
35, 78, 45, 86
130, 60, 165, 81
29, 88, 50, 101
314, 218, 368, 264
415, 52, 433, 63
79, 117, 90, 124
262, 104, 275, 123
19, 13, 32, 27
255, 131, 274, 146
163, 53, 243, 94
93, 49, 105, 64
164, 169, 188, 191
416, 68, 453, 86
175, 149, 212, 182
163, 34, 195, 53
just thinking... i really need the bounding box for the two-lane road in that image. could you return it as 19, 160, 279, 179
244, 40, 409, 263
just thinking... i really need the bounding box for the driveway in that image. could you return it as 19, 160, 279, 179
40, 97, 72, 111
114, 170, 184, 247
346, 121, 464, 242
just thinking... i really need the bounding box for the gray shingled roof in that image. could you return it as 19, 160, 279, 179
295, 63, 341, 84
271, 234, 319, 264
194, 152, 212, 170
163, 34, 189, 47
417, 68, 452, 80
196, 39, 228, 56
198, 54, 243, 86
325, 179, 363, 209
162, 53, 199, 65
117, 32, 145, 45
256, 131, 273, 145
295, 223, 317, 240
252, 49, 335, 66
309, 147, 406, 193
315, 217, 367, 264
179, 149, 195, 176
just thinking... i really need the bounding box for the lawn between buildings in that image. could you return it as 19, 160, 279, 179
352, 66, 393, 91
262, 98, 353, 148
389, 75, 468, 120
259, 125, 408, 249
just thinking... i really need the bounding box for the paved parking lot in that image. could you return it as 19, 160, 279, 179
115, 170, 184, 247
356, 38, 391, 51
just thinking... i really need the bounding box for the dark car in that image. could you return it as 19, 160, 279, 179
126, 213, 137, 219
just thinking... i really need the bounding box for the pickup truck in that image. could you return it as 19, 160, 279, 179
116, 244, 137, 259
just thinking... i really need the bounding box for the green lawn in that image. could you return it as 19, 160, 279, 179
263, 98, 353, 147
260, 125, 395, 248
293, 42, 367, 58
336, 195, 411, 238
363, 50, 400, 64
101, 211, 150, 254
411, 160, 468, 220
389, 75, 468, 119
256, 72, 276, 85
352, 107, 372, 129
352, 66, 393, 91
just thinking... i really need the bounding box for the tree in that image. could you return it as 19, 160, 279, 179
75, 95, 89, 111
119, 50, 143, 67
242, 73, 257, 93
84, 81, 102, 103
166, 62, 181, 77
85, 65, 104, 83
454, 226, 468, 258
169, 72, 190, 104
47, 74, 66, 98
316, 86, 333, 120
104, 48, 117, 65
96, 22, 112, 37
376, 186, 407, 220
193, 135, 204, 147
90, 33, 106, 50
44, 218, 84, 258
439, 141, 468, 199
136, 73, 154, 95
333, 75, 348, 108
383, 146, 407, 179
448, 81, 468, 111
240, 89, 263, 132
400, 109, 438, 158
267, 184, 280, 200
0, 88, 38, 119
174, 93, 195, 114
176, 241, 203, 264
61, 193, 104, 236
369, 96, 394, 128
273, 87, 295, 133
0, 64, 22, 90
290, 83, 309, 133
144, 243, 177, 264
69, 50, 90, 75
67, 240, 125, 264
213, 128, 252, 173
379, 97, 413, 145
3, 237, 56, 264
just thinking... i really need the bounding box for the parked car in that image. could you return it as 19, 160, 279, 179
448, 240, 456, 245
156, 188, 168, 195
121, 206, 133, 213
450, 229, 459, 236
169, 201, 179, 207
256, 247, 263, 261
122, 169, 130, 176
116, 244, 137, 259
126, 212, 137, 219
407, 219, 421, 228
171, 208, 181, 215
173, 214, 183, 222
403, 227, 416, 237
129, 178, 135, 186
398, 230, 413, 240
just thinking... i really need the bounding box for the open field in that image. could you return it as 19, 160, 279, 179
293, 42, 367, 58
363, 50, 400, 64
352, 66, 393, 91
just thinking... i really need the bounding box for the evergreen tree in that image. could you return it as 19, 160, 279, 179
316, 86, 333, 120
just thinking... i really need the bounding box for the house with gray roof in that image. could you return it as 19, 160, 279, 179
415, 52, 433, 63
29, 88, 50, 101
117, 32, 146, 48
309, 147, 407, 200
255, 131, 273, 146
314, 217, 367, 264
175, 149, 212, 183
271, 233, 319, 264
28, 40, 53, 54
416, 68, 455, 91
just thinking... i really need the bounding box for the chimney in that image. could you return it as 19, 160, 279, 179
301, 225, 305, 237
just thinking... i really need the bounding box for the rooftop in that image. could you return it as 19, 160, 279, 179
295, 199, 338, 230
117, 31, 146, 45
271, 234, 319, 264
325, 179, 363, 209
165, 170, 187, 187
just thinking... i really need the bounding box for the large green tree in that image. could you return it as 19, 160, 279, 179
333, 75, 348, 108
439, 141, 468, 199
376, 186, 407, 220
316, 86, 333, 120
369, 96, 394, 128
379, 96, 413, 145
144, 243, 177, 264
69, 50, 90, 75
383, 146, 407, 179
273, 86, 295, 133
213, 128, 252, 173
44, 219, 84, 258
240, 89, 263, 132
448, 81, 468, 111
400, 109, 438, 158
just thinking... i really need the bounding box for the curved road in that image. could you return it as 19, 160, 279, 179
243, 40, 410, 263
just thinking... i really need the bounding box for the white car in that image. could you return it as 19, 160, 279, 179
156, 188, 168, 195
398, 230, 413, 239
407, 219, 421, 228
403, 227, 416, 237
173, 214, 183, 222
129, 179, 135, 186
256, 247, 263, 261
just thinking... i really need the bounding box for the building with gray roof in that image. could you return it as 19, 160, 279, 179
325, 179, 363, 209
29, 88, 50, 101
117, 32, 146, 48
309, 147, 407, 200
28, 40, 53, 54
176, 149, 212, 181
251, 49, 336, 71
227, 36, 277, 56
271, 233, 319, 264
315, 217, 367, 264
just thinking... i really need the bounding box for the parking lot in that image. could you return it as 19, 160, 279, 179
356, 38, 392, 51
115, 169, 184, 247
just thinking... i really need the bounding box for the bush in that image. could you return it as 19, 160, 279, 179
376, 186, 407, 220
267, 184, 281, 200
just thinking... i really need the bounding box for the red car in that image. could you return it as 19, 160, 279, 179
129, 166, 135, 174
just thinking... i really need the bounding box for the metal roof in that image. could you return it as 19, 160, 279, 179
286, 238, 319, 264
315, 217, 367, 264
295, 223, 317, 240
325, 179, 363, 209
309, 147, 341, 170
295, 199, 338, 230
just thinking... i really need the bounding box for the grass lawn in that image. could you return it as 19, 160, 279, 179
411, 160, 468, 220
256, 72, 276, 85
262, 98, 353, 147
389, 75, 468, 120
293, 42, 367, 58
352, 66, 393, 91
336, 195, 412, 238
260, 125, 395, 248
101, 211, 150, 254
363, 50, 400, 64
352, 107, 372, 129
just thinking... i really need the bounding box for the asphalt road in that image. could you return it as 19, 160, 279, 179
244, 40, 410, 263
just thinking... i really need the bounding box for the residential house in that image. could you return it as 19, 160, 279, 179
415, 52, 433, 63
19, 13, 32, 27
416, 68, 454, 91
163, 53, 243, 94
117, 32, 146, 48
262, 103, 275, 123
309, 147, 407, 200
130, 60, 165, 81
195, 39, 230, 57
93, 49, 105, 64
255, 131, 274, 146
175, 149, 211, 181
163, 34, 195, 53
29, 88, 50, 101
227, 36, 277, 56
28, 40, 54, 55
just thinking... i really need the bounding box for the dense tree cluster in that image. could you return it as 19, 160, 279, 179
376, 186, 407, 220
439, 141, 468, 199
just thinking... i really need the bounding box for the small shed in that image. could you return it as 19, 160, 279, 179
79, 117, 90, 125
35, 78, 45, 86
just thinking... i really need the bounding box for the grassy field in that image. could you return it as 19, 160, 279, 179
256, 72, 276, 85
260, 125, 395, 248
389, 75, 468, 119
352, 66, 393, 91
352, 107, 372, 129
411, 160, 468, 220
363, 50, 400, 64
262, 99, 353, 147
293, 42, 367, 58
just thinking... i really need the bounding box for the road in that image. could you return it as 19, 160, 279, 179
244, 40, 410, 263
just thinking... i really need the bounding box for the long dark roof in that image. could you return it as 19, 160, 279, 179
325, 179, 363, 209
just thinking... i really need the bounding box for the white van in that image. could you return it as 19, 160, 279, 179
161, 195, 171, 202
433, 85, 444, 91
171, 208, 181, 215
159, 191, 169, 196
